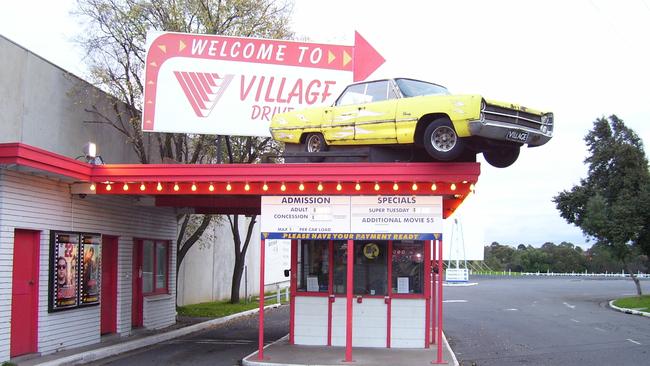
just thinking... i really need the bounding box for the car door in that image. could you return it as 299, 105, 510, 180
353, 80, 398, 142
322, 83, 366, 142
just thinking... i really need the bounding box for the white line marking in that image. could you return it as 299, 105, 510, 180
504, 308, 518, 311
627, 339, 641, 345
570, 319, 580, 323
595, 327, 606, 332
443, 300, 468, 303
563, 302, 576, 309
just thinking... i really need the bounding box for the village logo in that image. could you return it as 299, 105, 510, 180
173, 71, 234, 117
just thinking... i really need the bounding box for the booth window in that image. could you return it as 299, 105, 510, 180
143, 240, 169, 295
297, 240, 329, 292
391, 241, 424, 294
333, 241, 387, 296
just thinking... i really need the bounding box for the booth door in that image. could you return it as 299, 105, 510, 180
331, 241, 388, 348
10, 229, 40, 357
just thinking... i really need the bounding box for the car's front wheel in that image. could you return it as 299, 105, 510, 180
304, 133, 328, 162
423, 119, 465, 161
482, 147, 520, 168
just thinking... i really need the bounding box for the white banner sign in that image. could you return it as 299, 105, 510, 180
142, 31, 384, 136
350, 196, 443, 234
261, 196, 442, 238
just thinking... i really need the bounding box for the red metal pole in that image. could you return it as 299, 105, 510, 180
424, 240, 431, 348
387, 240, 393, 348
328, 240, 334, 346
289, 239, 297, 345
258, 238, 266, 360
431, 240, 436, 345
344, 239, 354, 362
435, 239, 444, 364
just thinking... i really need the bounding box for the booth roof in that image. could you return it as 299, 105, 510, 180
0, 143, 480, 217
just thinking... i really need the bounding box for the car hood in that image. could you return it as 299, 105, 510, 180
484, 98, 548, 115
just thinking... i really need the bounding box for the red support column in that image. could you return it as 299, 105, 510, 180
344, 239, 354, 362
431, 240, 436, 345
433, 239, 445, 364
258, 238, 266, 361
424, 240, 431, 348
387, 240, 393, 348
328, 240, 334, 346
290, 239, 298, 345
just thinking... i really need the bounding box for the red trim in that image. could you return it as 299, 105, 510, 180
435, 239, 444, 363
289, 240, 297, 345
386, 240, 392, 348
345, 239, 354, 362
294, 292, 328, 297
258, 239, 266, 360
431, 241, 437, 345
0, 143, 480, 219
327, 240, 334, 346
424, 240, 431, 347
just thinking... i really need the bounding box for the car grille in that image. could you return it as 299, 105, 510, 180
483, 104, 542, 130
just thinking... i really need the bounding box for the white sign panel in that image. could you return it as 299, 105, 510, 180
445, 268, 469, 282
261, 196, 351, 234
350, 196, 443, 234
142, 31, 384, 136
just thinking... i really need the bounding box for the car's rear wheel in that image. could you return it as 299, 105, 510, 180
304, 133, 328, 162
482, 146, 520, 168
423, 119, 464, 161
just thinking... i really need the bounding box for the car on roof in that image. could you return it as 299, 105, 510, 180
269, 78, 553, 168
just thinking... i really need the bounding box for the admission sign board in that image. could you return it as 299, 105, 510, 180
261, 196, 443, 240
142, 31, 384, 136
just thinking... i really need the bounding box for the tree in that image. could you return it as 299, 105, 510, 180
74, 0, 293, 302
554, 115, 650, 295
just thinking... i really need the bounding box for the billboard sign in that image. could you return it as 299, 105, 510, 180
142, 31, 385, 136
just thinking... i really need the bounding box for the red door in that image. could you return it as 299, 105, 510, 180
131, 241, 143, 327
11, 230, 40, 357
101, 236, 118, 334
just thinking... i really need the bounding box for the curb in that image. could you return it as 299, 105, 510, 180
608, 300, 650, 318
34, 303, 282, 366
242, 332, 459, 366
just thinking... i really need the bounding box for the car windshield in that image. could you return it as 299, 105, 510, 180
395, 79, 449, 97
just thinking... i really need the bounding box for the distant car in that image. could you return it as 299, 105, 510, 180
269, 78, 553, 167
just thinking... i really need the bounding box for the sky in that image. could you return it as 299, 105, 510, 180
1, 0, 649, 251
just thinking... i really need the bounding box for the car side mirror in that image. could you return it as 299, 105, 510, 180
284, 269, 290, 278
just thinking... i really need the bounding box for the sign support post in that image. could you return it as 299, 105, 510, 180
258, 238, 266, 360
433, 239, 445, 364
344, 239, 354, 362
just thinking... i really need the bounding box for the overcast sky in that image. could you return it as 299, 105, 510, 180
2, 0, 649, 251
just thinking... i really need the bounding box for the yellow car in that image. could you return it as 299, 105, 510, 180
269, 78, 553, 167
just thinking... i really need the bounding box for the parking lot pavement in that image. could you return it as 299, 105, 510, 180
443, 277, 649, 366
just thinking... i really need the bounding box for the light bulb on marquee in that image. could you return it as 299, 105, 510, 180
244, 183, 250, 191
89, 183, 96, 191
355, 183, 361, 191
336, 183, 342, 191
393, 183, 399, 191
280, 183, 286, 191
451, 183, 457, 191
157, 182, 163, 191
122, 183, 129, 191
374, 183, 380, 191
226, 183, 232, 191
262, 183, 269, 191
412, 183, 418, 191
191, 183, 197, 192
208, 183, 215, 192
173, 183, 180, 191
317, 183, 323, 191
140, 183, 146, 191
299, 183, 305, 191
106, 183, 112, 191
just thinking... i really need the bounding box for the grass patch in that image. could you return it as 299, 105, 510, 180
613, 295, 650, 312
177, 296, 282, 318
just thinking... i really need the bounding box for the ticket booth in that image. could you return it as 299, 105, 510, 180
260, 194, 450, 361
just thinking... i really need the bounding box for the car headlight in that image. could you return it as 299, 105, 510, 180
541, 113, 553, 125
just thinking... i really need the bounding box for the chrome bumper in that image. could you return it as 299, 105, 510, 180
468, 119, 552, 147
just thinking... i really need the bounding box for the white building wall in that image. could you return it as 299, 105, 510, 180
0, 170, 177, 360
177, 221, 290, 306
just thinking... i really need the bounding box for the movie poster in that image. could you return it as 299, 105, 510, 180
51, 232, 80, 310
80, 233, 101, 305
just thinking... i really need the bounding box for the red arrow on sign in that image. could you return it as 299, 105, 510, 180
143, 31, 384, 132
